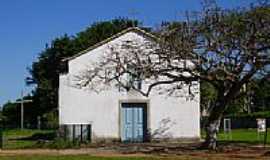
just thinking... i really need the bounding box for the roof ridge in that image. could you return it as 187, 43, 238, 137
62, 27, 158, 62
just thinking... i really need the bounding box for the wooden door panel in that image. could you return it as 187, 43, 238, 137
121, 103, 146, 142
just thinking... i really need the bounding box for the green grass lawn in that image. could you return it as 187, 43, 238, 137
202, 128, 270, 144
0, 129, 269, 159
2, 128, 270, 149
3, 129, 55, 149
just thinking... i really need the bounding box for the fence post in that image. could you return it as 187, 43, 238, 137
264, 118, 268, 148
80, 124, 83, 142
72, 125, 76, 143
64, 125, 67, 140
37, 116, 41, 130
87, 125, 91, 142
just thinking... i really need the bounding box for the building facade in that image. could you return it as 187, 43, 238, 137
59, 28, 200, 142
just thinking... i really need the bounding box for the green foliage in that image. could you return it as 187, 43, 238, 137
200, 81, 217, 112
42, 110, 59, 129
2, 95, 40, 129
1, 102, 20, 128
46, 138, 80, 149
225, 95, 246, 114
251, 79, 270, 112
200, 80, 245, 115
201, 78, 270, 115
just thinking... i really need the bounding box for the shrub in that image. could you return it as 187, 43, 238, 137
48, 138, 80, 149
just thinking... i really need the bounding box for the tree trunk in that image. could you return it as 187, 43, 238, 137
202, 100, 226, 150
203, 117, 222, 150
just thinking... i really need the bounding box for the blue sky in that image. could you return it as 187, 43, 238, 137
0, 0, 255, 106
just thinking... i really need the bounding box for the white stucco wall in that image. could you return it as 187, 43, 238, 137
59, 31, 200, 140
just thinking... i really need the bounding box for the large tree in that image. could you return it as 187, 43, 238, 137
74, 2, 270, 149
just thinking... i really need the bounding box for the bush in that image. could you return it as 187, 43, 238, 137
48, 138, 80, 149
43, 110, 59, 129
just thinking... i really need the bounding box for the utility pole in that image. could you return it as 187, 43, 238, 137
14, 90, 32, 130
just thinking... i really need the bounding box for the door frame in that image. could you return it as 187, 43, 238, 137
118, 99, 150, 142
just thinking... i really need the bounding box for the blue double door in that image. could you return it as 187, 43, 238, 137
121, 103, 147, 142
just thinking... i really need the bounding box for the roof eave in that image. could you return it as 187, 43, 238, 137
62, 27, 159, 62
